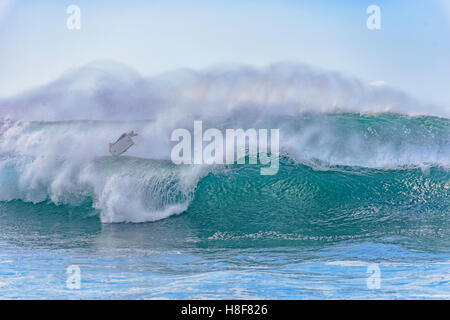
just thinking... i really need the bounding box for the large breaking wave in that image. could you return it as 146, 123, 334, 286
0, 114, 448, 223
0, 60, 448, 224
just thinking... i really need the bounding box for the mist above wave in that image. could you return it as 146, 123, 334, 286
0, 59, 448, 121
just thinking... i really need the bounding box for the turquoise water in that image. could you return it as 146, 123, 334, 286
0, 113, 449, 299
0, 199, 448, 299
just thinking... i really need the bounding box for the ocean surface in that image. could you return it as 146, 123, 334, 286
0, 113, 449, 299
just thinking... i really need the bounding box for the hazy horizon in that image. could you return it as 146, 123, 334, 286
1, 0, 450, 111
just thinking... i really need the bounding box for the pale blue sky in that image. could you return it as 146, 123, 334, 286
0, 0, 449, 108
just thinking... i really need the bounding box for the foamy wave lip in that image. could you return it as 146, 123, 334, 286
0, 122, 207, 222
97, 201, 190, 223
82, 158, 204, 223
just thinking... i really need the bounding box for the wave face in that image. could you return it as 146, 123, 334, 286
0, 113, 448, 227
189, 161, 449, 247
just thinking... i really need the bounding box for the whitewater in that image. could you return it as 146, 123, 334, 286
0, 61, 448, 299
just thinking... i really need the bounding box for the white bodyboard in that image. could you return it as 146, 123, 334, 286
109, 134, 135, 156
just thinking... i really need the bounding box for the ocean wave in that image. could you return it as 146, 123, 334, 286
0, 156, 448, 250
0, 113, 448, 223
